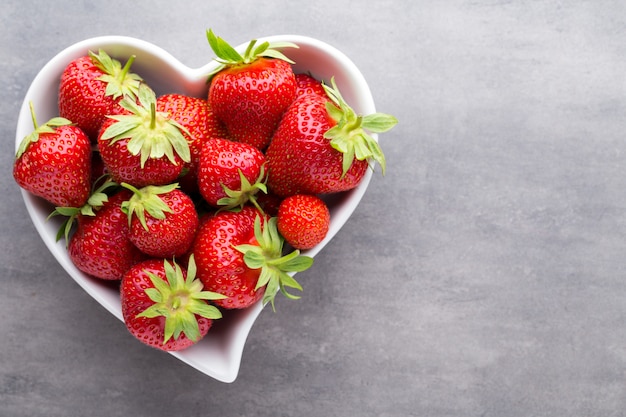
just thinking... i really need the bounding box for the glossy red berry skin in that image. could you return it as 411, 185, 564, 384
191, 206, 265, 309
277, 194, 330, 250
13, 124, 92, 208
266, 94, 368, 197
128, 189, 199, 258
121, 259, 213, 351
58, 55, 128, 141
209, 58, 297, 151
68, 190, 146, 280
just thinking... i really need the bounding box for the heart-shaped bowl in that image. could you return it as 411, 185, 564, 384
15, 35, 377, 382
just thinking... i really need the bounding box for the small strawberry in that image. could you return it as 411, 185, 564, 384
120, 255, 225, 351
197, 138, 267, 211
266, 78, 398, 197
13, 103, 92, 208
295, 73, 326, 98
98, 84, 191, 188
277, 194, 330, 250
156, 93, 228, 193
191, 206, 313, 310
68, 189, 146, 280
121, 182, 199, 258
58, 49, 142, 140
206, 29, 298, 150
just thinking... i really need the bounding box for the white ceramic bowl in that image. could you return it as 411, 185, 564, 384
15, 35, 377, 383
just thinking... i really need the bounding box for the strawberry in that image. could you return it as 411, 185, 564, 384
265, 78, 398, 197
277, 194, 330, 250
197, 138, 267, 211
98, 84, 191, 188
68, 189, 146, 280
13, 103, 92, 208
206, 29, 298, 150
58, 49, 142, 141
155, 93, 228, 193
191, 206, 313, 310
120, 255, 225, 351
295, 73, 326, 98
121, 182, 199, 258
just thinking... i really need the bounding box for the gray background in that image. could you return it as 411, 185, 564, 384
2, 1, 626, 416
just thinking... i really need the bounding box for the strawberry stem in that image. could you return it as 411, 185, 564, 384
29, 101, 38, 130
119, 54, 136, 81
150, 102, 157, 130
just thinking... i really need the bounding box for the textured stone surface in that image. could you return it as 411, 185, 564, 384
2, 1, 626, 416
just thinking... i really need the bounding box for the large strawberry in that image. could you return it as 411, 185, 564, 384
68, 189, 145, 280
155, 93, 228, 193
206, 29, 298, 150
13, 103, 92, 208
58, 49, 142, 141
191, 206, 313, 310
98, 84, 191, 188
121, 255, 225, 351
121, 182, 199, 258
197, 138, 267, 211
265, 78, 398, 197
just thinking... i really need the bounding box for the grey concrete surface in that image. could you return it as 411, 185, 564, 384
3, 1, 626, 416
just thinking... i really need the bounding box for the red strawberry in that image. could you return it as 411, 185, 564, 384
98, 84, 191, 188
191, 206, 313, 310
58, 49, 142, 141
120, 255, 225, 351
265, 78, 397, 197
121, 183, 199, 258
206, 29, 298, 150
156, 94, 228, 193
197, 138, 267, 211
13, 103, 92, 208
68, 189, 146, 280
295, 73, 326, 98
277, 194, 330, 250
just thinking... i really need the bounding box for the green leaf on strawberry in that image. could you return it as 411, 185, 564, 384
235, 216, 313, 310
89, 49, 142, 100
217, 166, 268, 213
16, 102, 73, 159
120, 182, 178, 230
49, 176, 120, 243
100, 84, 191, 168
206, 28, 298, 78
322, 77, 398, 176
136, 255, 226, 344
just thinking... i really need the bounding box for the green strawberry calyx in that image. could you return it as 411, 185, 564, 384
89, 49, 143, 101
137, 255, 226, 345
217, 165, 268, 213
322, 77, 398, 177
49, 176, 120, 243
16, 101, 73, 159
235, 215, 313, 311
206, 28, 298, 78
100, 84, 191, 168
120, 182, 177, 230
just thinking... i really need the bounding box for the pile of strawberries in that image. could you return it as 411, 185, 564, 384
13, 30, 397, 352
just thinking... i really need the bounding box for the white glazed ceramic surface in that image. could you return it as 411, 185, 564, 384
15, 35, 377, 383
